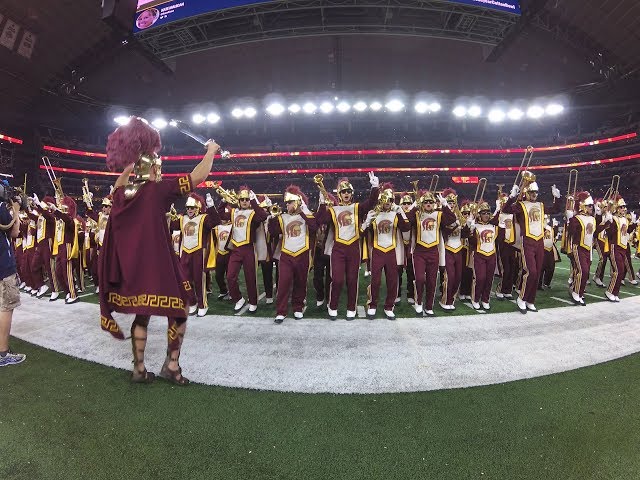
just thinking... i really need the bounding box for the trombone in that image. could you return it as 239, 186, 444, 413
313, 174, 334, 207
602, 175, 620, 214
410, 180, 419, 199
82, 178, 93, 209
42, 156, 58, 198
565, 169, 578, 211
428, 175, 439, 193
513, 146, 534, 189
470, 178, 487, 217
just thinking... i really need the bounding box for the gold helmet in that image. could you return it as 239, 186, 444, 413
400, 194, 413, 205
237, 186, 251, 201
477, 201, 490, 213
101, 197, 112, 207
337, 178, 354, 193
185, 195, 203, 211
419, 191, 436, 203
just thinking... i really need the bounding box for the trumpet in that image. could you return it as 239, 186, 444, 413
82, 178, 93, 209
410, 180, 419, 199
565, 169, 578, 211
169, 203, 179, 222
270, 204, 282, 216
211, 180, 238, 205
313, 174, 334, 207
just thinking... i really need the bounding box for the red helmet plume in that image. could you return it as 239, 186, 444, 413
106, 117, 161, 172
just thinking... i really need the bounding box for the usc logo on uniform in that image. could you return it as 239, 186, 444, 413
528, 206, 541, 222
219, 231, 229, 241
480, 229, 494, 244
504, 218, 513, 229
422, 217, 436, 231
234, 215, 247, 228
585, 223, 594, 235
286, 220, 303, 238
337, 211, 353, 227
377, 219, 392, 234
184, 221, 197, 236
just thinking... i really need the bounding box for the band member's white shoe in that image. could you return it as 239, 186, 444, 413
630, 279, 639, 286
197, 308, 208, 317
615, 296, 620, 302
384, 310, 395, 320
526, 303, 537, 312
366, 308, 376, 319
438, 302, 452, 311
316, 299, 325, 307
571, 291, 582, 304
25, 287, 32, 293
188, 305, 197, 315
36, 285, 49, 298
620, 280, 626, 286
328, 307, 338, 320
605, 291, 616, 302
481, 302, 491, 310
516, 296, 527, 314
471, 301, 481, 310
364, 271, 371, 277
95, 286, 99, 294
407, 298, 415, 305
496, 292, 504, 299
49, 292, 60, 302
414, 304, 423, 314
248, 304, 258, 313
593, 276, 604, 287
65, 296, 78, 304
234, 298, 246, 311
265, 297, 274, 304
274, 315, 285, 324
395, 297, 401, 304
19, 282, 25, 289
504, 293, 513, 299
346, 310, 356, 320
424, 310, 435, 317
294, 311, 303, 319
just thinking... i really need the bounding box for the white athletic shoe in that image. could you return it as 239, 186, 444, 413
25, 287, 32, 293
593, 277, 605, 287
364, 271, 371, 277
18, 282, 25, 289
395, 297, 401, 304
36, 285, 49, 298
620, 280, 626, 287
248, 304, 258, 313
615, 296, 620, 302
424, 310, 435, 317
471, 301, 481, 310
49, 292, 60, 302
234, 298, 246, 311
95, 286, 99, 294
328, 307, 338, 320
482, 302, 491, 310
274, 315, 285, 324
496, 292, 505, 299
605, 291, 616, 302
630, 279, 639, 286
316, 299, 325, 307
516, 296, 527, 313
197, 307, 208, 317
366, 308, 376, 317
65, 293, 70, 300
65, 296, 78, 305
384, 310, 396, 320
414, 304, 423, 314
265, 297, 274, 304
504, 293, 513, 299
188, 305, 197, 315
407, 298, 415, 305
294, 311, 303, 319
346, 310, 356, 320
571, 291, 582, 304
526, 303, 537, 312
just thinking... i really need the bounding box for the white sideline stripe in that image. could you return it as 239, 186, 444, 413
619, 291, 635, 297
550, 296, 574, 305
555, 266, 570, 271
584, 293, 605, 300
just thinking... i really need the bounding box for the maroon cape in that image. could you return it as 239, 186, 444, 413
99, 176, 196, 339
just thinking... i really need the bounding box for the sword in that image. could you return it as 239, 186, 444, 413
170, 120, 230, 158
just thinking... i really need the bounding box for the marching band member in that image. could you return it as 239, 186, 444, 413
86, 197, 112, 293
622, 212, 638, 286
316, 173, 379, 320
363, 183, 410, 320
463, 201, 499, 310
538, 215, 560, 290
397, 193, 416, 305
30, 196, 59, 299
18, 214, 36, 294
207, 193, 232, 300
312, 193, 336, 308
52, 196, 80, 304
100, 117, 219, 385
458, 201, 473, 301
502, 178, 562, 314
495, 190, 516, 300
566, 192, 605, 305
221, 186, 269, 313
592, 198, 610, 288
408, 189, 456, 316
439, 188, 464, 311
268, 185, 318, 323
605, 195, 636, 302
257, 196, 276, 305
173, 192, 220, 317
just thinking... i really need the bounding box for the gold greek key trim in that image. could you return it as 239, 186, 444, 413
179, 176, 192, 195
107, 292, 185, 310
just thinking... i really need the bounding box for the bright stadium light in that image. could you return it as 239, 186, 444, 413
370, 101, 383, 112
468, 105, 482, 118
231, 107, 244, 118
320, 101, 334, 114
192, 113, 206, 124
507, 108, 524, 121
386, 99, 405, 112
288, 103, 301, 114
488, 109, 506, 123
429, 102, 441, 113
452, 106, 467, 118
207, 113, 220, 124
336, 101, 351, 113
303, 102, 317, 114
353, 101, 368, 112
244, 107, 257, 118
114, 115, 130, 126
415, 101, 429, 114
527, 105, 545, 119
546, 103, 564, 115
169, 120, 178, 127
266, 103, 285, 116
152, 118, 168, 129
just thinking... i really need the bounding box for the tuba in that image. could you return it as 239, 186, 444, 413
313, 174, 334, 207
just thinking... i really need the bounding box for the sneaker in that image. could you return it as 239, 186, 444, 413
407, 298, 415, 305
526, 302, 537, 312
0, 351, 26, 367
620, 280, 626, 287
25, 287, 32, 293
366, 308, 376, 320
316, 299, 325, 307
630, 279, 639, 286
424, 310, 435, 317
593, 277, 605, 287
328, 307, 338, 321
234, 298, 246, 311
188, 305, 197, 315
36, 284, 49, 298
414, 304, 423, 314
471, 301, 481, 310
294, 311, 303, 319
223, 294, 231, 301
65, 296, 79, 304
248, 304, 258, 313
49, 291, 60, 302
571, 290, 582, 304
496, 292, 505, 299
95, 286, 99, 294
364, 271, 371, 277
346, 310, 356, 321
30, 290, 37, 296
384, 310, 396, 320
197, 307, 208, 317
265, 297, 274, 304
18, 282, 25, 289
217, 293, 227, 300
615, 296, 620, 302
504, 293, 513, 299
274, 315, 285, 324
516, 296, 527, 314
481, 302, 491, 310
394, 297, 401, 304
605, 291, 616, 302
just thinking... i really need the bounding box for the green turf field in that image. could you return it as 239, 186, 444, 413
2, 337, 640, 480
68, 252, 640, 318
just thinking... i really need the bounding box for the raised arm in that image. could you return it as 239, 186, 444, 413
190, 141, 220, 187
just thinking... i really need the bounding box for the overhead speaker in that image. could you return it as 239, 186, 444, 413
102, 0, 139, 33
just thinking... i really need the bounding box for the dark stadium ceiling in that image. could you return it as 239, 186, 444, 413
0, 0, 638, 125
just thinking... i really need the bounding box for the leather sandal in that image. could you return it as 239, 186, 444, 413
159, 365, 190, 386
131, 369, 156, 384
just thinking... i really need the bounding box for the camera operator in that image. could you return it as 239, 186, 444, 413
0, 183, 25, 367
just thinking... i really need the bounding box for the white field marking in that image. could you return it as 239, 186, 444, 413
235, 302, 250, 316
77, 293, 94, 299
357, 305, 366, 318
550, 296, 575, 305
584, 293, 606, 300
555, 266, 570, 271
618, 291, 635, 297
258, 292, 266, 302
462, 302, 486, 314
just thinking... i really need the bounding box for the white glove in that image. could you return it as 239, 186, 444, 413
437, 193, 447, 206
551, 185, 561, 199
205, 193, 214, 208
300, 200, 311, 215
319, 191, 326, 204
630, 212, 637, 224
365, 210, 378, 223
565, 210, 574, 220
467, 219, 476, 231
604, 212, 613, 223
594, 204, 602, 216
264, 196, 272, 207
368, 172, 380, 188
249, 190, 257, 202
552, 219, 559, 227
32, 193, 40, 204
495, 199, 501, 211
40, 200, 48, 209
510, 185, 520, 198
390, 203, 400, 212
